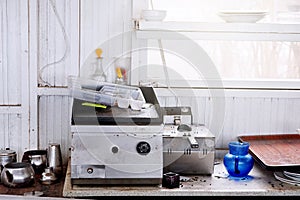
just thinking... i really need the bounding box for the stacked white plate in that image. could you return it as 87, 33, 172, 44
218, 10, 267, 23
274, 170, 300, 186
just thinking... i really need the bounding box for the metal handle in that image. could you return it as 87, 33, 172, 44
188, 136, 199, 148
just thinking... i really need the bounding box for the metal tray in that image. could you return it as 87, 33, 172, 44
238, 134, 300, 171
68, 76, 146, 110
71, 87, 163, 126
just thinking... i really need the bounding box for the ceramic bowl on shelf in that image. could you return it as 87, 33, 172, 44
218, 10, 267, 23
141, 9, 167, 21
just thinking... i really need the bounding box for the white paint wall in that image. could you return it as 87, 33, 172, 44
31, 0, 80, 164
0, 0, 30, 161
0, 0, 299, 164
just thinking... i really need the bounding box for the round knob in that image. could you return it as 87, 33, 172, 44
136, 142, 151, 155
111, 146, 119, 154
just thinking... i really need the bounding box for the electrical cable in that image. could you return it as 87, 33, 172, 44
38, 0, 69, 87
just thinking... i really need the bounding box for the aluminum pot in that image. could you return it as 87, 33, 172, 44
22, 150, 47, 175
1, 162, 35, 188
0, 149, 17, 183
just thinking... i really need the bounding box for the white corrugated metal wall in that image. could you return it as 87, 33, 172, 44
32, 0, 80, 165
0, 0, 29, 161
0, 0, 299, 164
155, 89, 300, 148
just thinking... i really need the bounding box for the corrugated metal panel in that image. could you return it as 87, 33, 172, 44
80, 0, 132, 62
0, 114, 23, 161
0, 0, 26, 105
80, 0, 107, 65
37, 0, 79, 87
156, 91, 300, 148
0, 0, 29, 158
80, 0, 132, 81
27, 0, 79, 150
38, 95, 72, 166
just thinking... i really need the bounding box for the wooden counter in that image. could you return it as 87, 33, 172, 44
0, 170, 65, 198
2, 157, 300, 198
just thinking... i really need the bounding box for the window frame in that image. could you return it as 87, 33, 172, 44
130, 1, 300, 90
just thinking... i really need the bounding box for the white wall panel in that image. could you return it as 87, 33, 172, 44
0, 114, 23, 161
0, 0, 30, 157
0, 0, 27, 105
38, 96, 72, 165
80, 0, 132, 82
37, 0, 79, 86
80, 0, 109, 65
220, 97, 235, 148
155, 88, 300, 148
27, 0, 79, 150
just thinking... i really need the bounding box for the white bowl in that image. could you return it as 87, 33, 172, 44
141, 10, 167, 21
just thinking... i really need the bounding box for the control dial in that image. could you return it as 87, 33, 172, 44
136, 141, 151, 155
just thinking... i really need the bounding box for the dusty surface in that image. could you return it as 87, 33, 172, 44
63, 159, 300, 197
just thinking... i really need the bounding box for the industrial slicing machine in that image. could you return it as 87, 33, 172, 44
68, 76, 215, 185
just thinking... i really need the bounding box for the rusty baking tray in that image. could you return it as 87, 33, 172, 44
238, 134, 300, 171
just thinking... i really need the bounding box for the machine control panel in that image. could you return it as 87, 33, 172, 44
162, 107, 192, 125
163, 124, 211, 137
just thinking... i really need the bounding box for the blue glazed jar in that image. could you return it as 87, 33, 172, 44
223, 141, 254, 177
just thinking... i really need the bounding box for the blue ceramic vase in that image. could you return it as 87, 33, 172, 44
223, 141, 254, 177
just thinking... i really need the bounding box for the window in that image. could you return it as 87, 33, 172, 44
133, 0, 300, 89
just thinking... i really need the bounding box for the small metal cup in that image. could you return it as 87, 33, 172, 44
47, 143, 63, 179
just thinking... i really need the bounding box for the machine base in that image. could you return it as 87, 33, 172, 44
71, 178, 162, 185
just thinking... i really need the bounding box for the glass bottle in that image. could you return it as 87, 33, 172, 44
223, 141, 254, 177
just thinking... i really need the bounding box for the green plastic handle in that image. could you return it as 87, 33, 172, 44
81, 102, 107, 108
